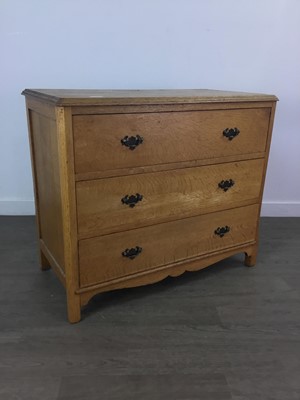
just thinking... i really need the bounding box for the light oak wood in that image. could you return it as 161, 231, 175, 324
22, 89, 277, 323
39, 239, 66, 286
55, 107, 81, 323
77, 159, 264, 238
71, 101, 276, 116
75, 151, 266, 181
79, 204, 259, 287
22, 88, 278, 106
77, 242, 256, 307
246, 101, 278, 266
73, 108, 270, 174
26, 97, 56, 119
244, 247, 258, 267
27, 108, 65, 271
25, 100, 51, 271
25, 99, 81, 322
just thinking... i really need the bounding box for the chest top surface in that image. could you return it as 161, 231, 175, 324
22, 88, 278, 106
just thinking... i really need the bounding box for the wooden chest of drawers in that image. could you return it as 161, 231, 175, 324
22, 89, 277, 323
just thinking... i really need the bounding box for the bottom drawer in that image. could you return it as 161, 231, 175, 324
79, 204, 259, 287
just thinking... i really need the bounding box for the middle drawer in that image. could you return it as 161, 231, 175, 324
76, 158, 264, 239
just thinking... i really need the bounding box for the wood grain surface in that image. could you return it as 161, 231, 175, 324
77, 159, 264, 238
29, 110, 65, 271
22, 88, 278, 106
73, 108, 270, 174
79, 204, 259, 287
22, 89, 277, 323
55, 107, 81, 323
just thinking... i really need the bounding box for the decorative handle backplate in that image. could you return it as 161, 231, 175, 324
121, 193, 143, 208
218, 179, 235, 192
223, 128, 240, 140
121, 135, 144, 150
122, 246, 143, 259
214, 226, 230, 237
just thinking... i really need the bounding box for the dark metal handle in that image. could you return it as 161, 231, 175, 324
121, 135, 143, 150
223, 128, 240, 140
214, 226, 230, 237
121, 193, 143, 208
218, 179, 235, 192
122, 246, 142, 259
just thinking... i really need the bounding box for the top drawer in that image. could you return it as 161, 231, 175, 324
73, 107, 270, 174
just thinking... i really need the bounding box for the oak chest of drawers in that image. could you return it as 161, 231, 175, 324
22, 89, 277, 323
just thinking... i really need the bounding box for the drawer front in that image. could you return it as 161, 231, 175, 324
79, 204, 259, 287
77, 159, 264, 238
73, 108, 270, 174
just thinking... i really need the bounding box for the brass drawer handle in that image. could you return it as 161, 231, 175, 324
121, 193, 143, 208
223, 127, 240, 140
214, 226, 230, 237
122, 246, 143, 259
121, 135, 143, 150
218, 179, 235, 192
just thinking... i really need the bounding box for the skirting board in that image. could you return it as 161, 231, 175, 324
0, 200, 300, 217
0, 200, 35, 215
260, 202, 300, 217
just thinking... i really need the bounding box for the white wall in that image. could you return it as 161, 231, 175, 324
1, 0, 299, 216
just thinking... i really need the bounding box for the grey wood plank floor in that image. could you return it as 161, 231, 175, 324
0, 216, 299, 400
